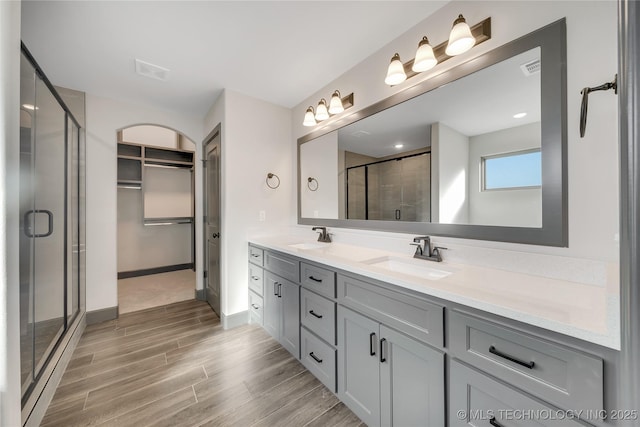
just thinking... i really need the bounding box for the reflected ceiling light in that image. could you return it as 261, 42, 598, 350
22, 104, 38, 110
385, 53, 407, 86
412, 37, 437, 73
315, 98, 329, 121
394, 143, 404, 149
328, 90, 345, 114
303, 106, 317, 127
445, 14, 476, 56
513, 112, 527, 119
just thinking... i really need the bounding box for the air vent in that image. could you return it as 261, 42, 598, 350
520, 59, 540, 76
351, 130, 371, 138
135, 59, 170, 81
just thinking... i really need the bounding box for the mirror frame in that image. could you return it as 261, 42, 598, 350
297, 18, 567, 247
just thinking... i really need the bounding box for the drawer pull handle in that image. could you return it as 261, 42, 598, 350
251, 304, 259, 309
309, 352, 323, 364
308, 276, 323, 283
380, 338, 387, 363
369, 332, 377, 356
309, 310, 323, 319
251, 253, 260, 258
489, 345, 535, 369
489, 417, 503, 427
251, 276, 260, 281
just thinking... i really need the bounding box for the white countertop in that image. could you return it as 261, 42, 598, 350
249, 235, 620, 350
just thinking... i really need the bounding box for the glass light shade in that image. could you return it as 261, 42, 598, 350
445, 14, 475, 56
328, 91, 344, 114
303, 106, 317, 126
412, 37, 437, 72
315, 99, 329, 121
384, 53, 407, 86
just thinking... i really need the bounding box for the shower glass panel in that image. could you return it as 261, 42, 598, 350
346, 153, 431, 221
19, 45, 84, 404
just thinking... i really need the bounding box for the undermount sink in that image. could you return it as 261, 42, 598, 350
362, 256, 456, 280
288, 242, 329, 250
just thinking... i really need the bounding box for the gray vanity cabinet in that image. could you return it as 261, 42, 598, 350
338, 306, 445, 427
263, 271, 300, 358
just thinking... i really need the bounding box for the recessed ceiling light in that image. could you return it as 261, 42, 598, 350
513, 112, 527, 119
22, 104, 38, 110
394, 143, 404, 149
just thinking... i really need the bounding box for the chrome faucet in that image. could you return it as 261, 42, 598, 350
312, 226, 332, 243
410, 236, 446, 262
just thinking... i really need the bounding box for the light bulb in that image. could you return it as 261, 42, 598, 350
328, 90, 344, 114
384, 53, 407, 86
315, 99, 329, 121
303, 106, 317, 126
445, 14, 475, 56
412, 37, 437, 73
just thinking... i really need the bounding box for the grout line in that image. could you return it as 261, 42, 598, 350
81, 392, 89, 411
303, 401, 341, 427
202, 365, 209, 379
192, 384, 199, 403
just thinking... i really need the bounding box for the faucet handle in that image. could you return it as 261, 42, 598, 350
432, 246, 448, 261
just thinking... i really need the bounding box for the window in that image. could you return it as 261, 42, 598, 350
482, 149, 541, 190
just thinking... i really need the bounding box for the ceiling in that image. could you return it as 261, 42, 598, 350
20, 1, 447, 118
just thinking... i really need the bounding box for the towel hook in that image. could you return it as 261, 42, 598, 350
307, 177, 319, 191
266, 173, 280, 189
580, 74, 617, 138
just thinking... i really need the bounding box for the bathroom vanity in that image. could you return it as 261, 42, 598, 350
248, 237, 621, 427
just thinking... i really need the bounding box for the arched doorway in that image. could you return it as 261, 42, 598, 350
116, 124, 197, 313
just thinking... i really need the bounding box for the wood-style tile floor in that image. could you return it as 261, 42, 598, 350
42, 300, 363, 427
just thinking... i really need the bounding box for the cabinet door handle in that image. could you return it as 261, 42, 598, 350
489, 417, 503, 427
309, 352, 323, 364
251, 275, 260, 281
489, 345, 535, 369
251, 304, 259, 310
380, 338, 387, 363
369, 332, 377, 356
308, 276, 322, 283
278, 283, 282, 298
273, 282, 279, 296
309, 310, 323, 319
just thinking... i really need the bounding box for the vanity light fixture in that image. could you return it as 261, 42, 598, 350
302, 91, 354, 127
445, 14, 476, 56
315, 99, 330, 121
384, 16, 491, 86
328, 90, 345, 114
513, 112, 527, 119
303, 106, 317, 127
412, 37, 437, 72
385, 53, 407, 85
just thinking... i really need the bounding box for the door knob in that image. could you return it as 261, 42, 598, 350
212, 232, 220, 238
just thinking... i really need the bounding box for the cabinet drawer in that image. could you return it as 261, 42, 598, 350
248, 245, 264, 266
264, 251, 300, 283
248, 264, 263, 296
301, 288, 336, 345
249, 291, 263, 325
337, 274, 444, 348
301, 262, 336, 298
301, 328, 337, 392
450, 310, 603, 414
450, 360, 585, 427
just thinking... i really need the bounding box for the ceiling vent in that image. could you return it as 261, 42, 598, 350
520, 59, 540, 77
351, 130, 371, 138
135, 59, 170, 81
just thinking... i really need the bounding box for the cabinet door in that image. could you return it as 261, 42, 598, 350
263, 272, 281, 340
338, 306, 381, 427
280, 279, 300, 359
380, 325, 445, 427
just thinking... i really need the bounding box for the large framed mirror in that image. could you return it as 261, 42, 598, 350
298, 18, 567, 246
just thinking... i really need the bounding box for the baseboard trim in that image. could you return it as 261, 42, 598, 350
194, 288, 205, 301
86, 306, 119, 325
117, 263, 194, 279
222, 310, 248, 330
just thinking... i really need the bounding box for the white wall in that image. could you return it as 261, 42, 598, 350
293, 1, 619, 266
121, 125, 178, 149
85, 95, 203, 312
1, 1, 23, 425
204, 89, 292, 319
300, 132, 339, 219
431, 122, 470, 224
468, 122, 542, 227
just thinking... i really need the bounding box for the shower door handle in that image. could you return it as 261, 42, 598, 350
23, 210, 53, 238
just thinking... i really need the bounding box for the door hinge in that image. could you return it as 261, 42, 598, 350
203, 270, 208, 279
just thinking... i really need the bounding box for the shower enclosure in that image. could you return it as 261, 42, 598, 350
19, 44, 85, 412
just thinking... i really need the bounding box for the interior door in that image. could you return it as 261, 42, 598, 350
204, 129, 221, 316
